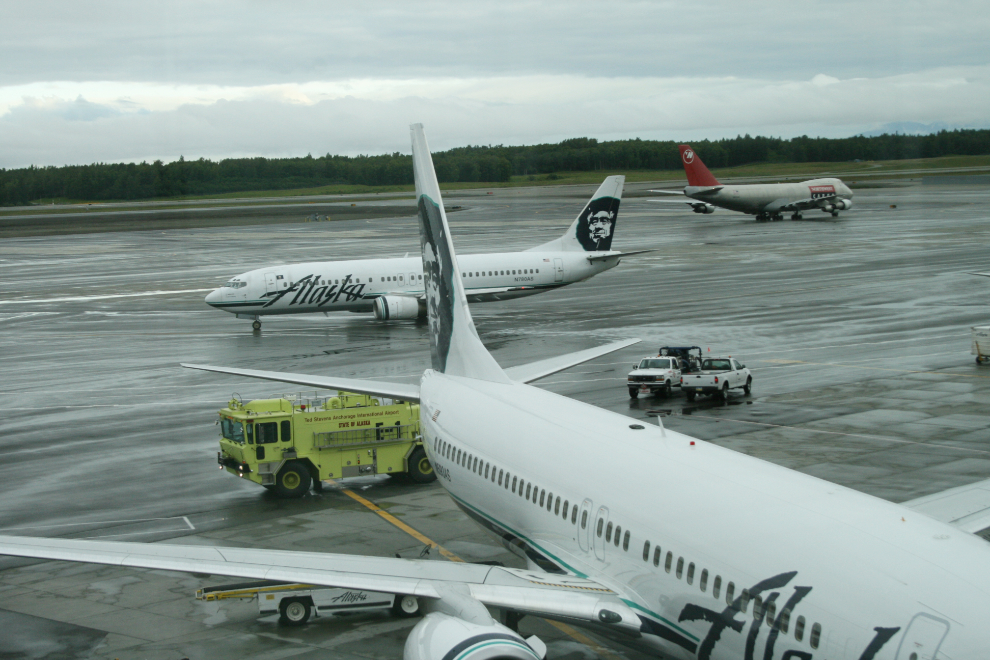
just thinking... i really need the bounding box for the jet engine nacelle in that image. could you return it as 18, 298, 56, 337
404, 612, 546, 660
373, 296, 426, 320
833, 199, 852, 211
692, 203, 716, 214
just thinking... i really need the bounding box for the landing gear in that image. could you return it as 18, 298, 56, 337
252, 319, 261, 330
755, 213, 768, 222
771, 212, 783, 221
831, 210, 839, 217
791, 212, 803, 221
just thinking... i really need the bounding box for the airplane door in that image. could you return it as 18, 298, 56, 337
264, 272, 277, 294
576, 499, 593, 553
592, 506, 609, 561
895, 613, 949, 660
554, 258, 564, 282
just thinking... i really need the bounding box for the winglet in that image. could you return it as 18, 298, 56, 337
411, 124, 509, 383
679, 145, 720, 187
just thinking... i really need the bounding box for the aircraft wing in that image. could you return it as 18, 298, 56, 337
0, 535, 641, 635
968, 272, 990, 278
505, 339, 640, 384
779, 195, 836, 211
182, 364, 420, 402
901, 478, 990, 533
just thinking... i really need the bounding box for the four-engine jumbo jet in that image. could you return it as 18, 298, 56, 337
207, 176, 644, 330
652, 144, 854, 221
3, 125, 990, 660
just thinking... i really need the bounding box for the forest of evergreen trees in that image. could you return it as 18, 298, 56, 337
2, 129, 989, 206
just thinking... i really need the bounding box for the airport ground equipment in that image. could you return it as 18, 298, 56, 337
657, 346, 702, 373
974, 326, 990, 365
196, 581, 420, 626
217, 391, 433, 497
627, 355, 682, 398
681, 357, 752, 400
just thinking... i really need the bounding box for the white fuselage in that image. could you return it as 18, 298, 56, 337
418, 371, 990, 659
206, 251, 620, 316
690, 178, 853, 215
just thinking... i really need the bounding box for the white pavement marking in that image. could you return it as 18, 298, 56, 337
0, 516, 199, 532
0, 289, 214, 304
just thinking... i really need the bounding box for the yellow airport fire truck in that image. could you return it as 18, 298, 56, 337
217, 391, 433, 497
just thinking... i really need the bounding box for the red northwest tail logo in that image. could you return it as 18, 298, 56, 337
678, 144, 720, 187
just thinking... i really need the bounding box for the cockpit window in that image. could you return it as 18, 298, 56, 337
639, 359, 672, 369
222, 280, 247, 289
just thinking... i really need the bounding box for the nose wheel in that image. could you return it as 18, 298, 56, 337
252, 320, 261, 331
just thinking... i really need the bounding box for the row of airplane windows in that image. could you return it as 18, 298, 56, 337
462, 268, 540, 278
433, 436, 823, 652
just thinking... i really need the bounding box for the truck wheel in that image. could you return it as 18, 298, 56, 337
743, 377, 752, 394
685, 391, 696, 401
279, 597, 312, 626
392, 595, 421, 618
628, 388, 639, 399
407, 448, 436, 484
719, 383, 730, 400
274, 461, 312, 498
663, 381, 672, 397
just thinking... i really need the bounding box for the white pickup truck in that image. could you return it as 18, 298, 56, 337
628, 356, 682, 398
680, 357, 752, 401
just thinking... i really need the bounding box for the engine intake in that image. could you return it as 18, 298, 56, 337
373, 296, 426, 320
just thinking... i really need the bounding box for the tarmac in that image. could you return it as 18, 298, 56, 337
1, 180, 989, 659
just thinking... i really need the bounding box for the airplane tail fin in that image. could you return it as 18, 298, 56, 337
411, 124, 510, 383
679, 145, 720, 187
528, 176, 624, 253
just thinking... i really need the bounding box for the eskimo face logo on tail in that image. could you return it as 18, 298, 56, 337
418, 195, 453, 373
682, 149, 695, 164
576, 198, 619, 251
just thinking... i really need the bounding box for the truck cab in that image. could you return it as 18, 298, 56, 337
628, 356, 682, 398
217, 391, 433, 498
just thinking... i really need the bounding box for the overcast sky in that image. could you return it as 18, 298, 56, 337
2, 0, 988, 168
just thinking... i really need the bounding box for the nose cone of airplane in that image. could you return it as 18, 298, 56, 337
205, 288, 222, 306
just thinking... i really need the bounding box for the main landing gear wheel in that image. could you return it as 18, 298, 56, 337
791, 213, 802, 221
274, 460, 312, 498
629, 388, 639, 399
407, 447, 437, 484
252, 320, 261, 330
743, 377, 752, 395
392, 595, 421, 618
279, 598, 312, 626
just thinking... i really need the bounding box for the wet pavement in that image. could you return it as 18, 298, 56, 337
1, 181, 989, 658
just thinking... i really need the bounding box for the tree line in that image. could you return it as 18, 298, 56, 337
2, 129, 989, 206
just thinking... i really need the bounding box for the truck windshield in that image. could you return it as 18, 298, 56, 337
221, 418, 245, 443
640, 359, 672, 369
702, 359, 732, 371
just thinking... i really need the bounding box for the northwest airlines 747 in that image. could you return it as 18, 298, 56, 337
653, 144, 854, 221
2, 125, 989, 660
207, 176, 644, 330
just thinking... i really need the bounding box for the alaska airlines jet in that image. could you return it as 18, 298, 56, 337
2, 125, 989, 660
653, 145, 854, 221
207, 176, 639, 330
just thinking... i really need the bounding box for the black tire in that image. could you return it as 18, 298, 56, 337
720, 383, 730, 400
274, 460, 312, 498
407, 447, 436, 484
663, 381, 672, 397
978, 357, 987, 366
252, 320, 261, 330
743, 377, 752, 395
629, 388, 639, 399
279, 598, 312, 626
392, 595, 421, 618
685, 391, 696, 401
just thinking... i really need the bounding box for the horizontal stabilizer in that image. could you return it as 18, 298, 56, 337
586, 250, 653, 262
647, 189, 685, 196
182, 363, 420, 402
902, 478, 990, 534
505, 339, 640, 384
0, 535, 641, 634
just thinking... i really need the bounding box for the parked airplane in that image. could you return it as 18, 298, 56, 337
207, 175, 642, 330
2, 125, 989, 660
652, 144, 854, 221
